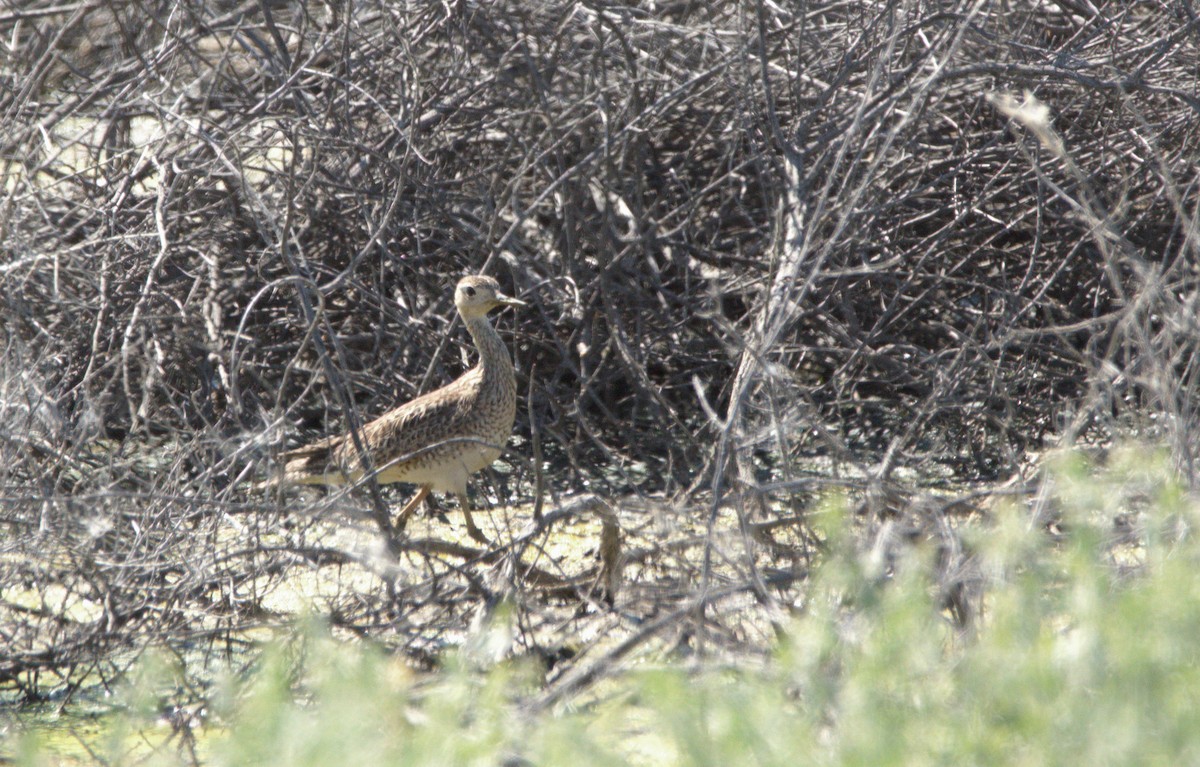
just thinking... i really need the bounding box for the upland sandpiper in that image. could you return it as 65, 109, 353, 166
264, 275, 524, 543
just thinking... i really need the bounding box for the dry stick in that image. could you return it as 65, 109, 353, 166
272, 130, 399, 555
701, 0, 985, 643
989, 92, 1165, 455
318, 494, 618, 596
509, 495, 619, 599
532, 570, 788, 712
528, 364, 545, 524
119, 157, 173, 433
229, 276, 328, 423
478, 56, 728, 286
700, 8, 890, 629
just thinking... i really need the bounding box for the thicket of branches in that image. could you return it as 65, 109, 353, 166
2, 0, 1198, 707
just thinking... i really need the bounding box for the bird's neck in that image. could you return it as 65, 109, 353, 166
464, 314, 513, 379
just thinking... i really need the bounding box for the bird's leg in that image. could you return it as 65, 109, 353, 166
455, 492, 490, 545
394, 485, 430, 532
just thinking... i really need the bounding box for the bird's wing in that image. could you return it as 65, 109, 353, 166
276, 371, 480, 481
349, 373, 478, 469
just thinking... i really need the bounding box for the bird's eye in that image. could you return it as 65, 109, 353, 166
464, 286, 476, 297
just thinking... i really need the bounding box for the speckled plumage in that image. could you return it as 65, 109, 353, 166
269, 275, 523, 542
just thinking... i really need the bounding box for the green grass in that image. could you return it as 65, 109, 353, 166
11, 447, 1200, 766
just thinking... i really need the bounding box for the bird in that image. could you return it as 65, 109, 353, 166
261, 275, 524, 544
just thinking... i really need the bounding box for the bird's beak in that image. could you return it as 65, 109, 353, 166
495, 292, 525, 308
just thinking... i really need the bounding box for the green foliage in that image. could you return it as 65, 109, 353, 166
13, 450, 1200, 766
204, 629, 542, 766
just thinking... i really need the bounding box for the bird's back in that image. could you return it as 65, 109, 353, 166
277, 364, 515, 493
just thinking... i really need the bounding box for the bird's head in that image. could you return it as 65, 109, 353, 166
454, 275, 525, 320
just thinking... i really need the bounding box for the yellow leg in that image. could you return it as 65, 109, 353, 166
455, 492, 490, 545
394, 485, 430, 532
